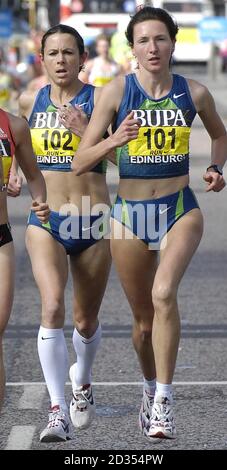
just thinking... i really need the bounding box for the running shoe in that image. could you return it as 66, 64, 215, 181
69, 363, 96, 429
148, 395, 176, 439
139, 389, 154, 438
40, 405, 72, 442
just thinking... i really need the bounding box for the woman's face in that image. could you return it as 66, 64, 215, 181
42, 33, 85, 86
132, 20, 174, 73
96, 39, 109, 57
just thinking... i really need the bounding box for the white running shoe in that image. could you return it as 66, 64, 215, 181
69, 363, 96, 429
139, 389, 154, 438
40, 405, 72, 442
148, 395, 176, 439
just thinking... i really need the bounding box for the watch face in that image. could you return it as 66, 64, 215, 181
215, 165, 223, 175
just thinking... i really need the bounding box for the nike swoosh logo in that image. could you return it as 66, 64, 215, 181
41, 336, 56, 340
82, 226, 92, 232
159, 206, 172, 215
173, 92, 186, 99
82, 338, 96, 344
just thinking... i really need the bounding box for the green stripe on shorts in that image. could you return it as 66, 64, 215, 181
175, 190, 184, 220
121, 198, 131, 228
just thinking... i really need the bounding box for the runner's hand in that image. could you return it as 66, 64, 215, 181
203, 170, 226, 192
59, 103, 88, 137
7, 174, 23, 197
31, 201, 50, 224
109, 111, 140, 147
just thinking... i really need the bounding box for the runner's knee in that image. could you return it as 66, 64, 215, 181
152, 283, 176, 313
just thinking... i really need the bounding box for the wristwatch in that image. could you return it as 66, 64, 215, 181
206, 164, 223, 175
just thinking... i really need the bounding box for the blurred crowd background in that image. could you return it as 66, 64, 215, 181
0, 0, 227, 114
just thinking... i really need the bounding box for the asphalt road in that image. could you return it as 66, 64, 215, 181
1, 68, 227, 455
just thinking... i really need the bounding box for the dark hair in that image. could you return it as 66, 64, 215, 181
41, 24, 85, 56
125, 6, 179, 46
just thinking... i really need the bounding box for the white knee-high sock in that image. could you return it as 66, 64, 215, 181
72, 324, 102, 386
38, 326, 69, 410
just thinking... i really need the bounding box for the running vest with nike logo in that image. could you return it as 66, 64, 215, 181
29, 84, 106, 174
113, 73, 196, 179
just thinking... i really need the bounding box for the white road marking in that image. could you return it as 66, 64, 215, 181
5, 426, 36, 450
19, 384, 46, 409
6, 381, 227, 386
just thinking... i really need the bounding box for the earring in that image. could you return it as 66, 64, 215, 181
131, 57, 139, 70
132, 54, 139, 69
